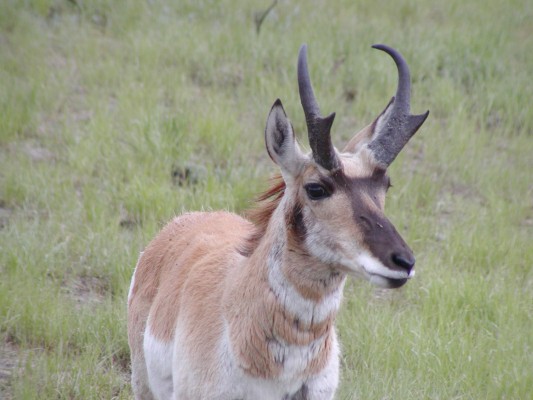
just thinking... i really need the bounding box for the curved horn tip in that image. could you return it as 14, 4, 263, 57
371, 44, 403, 59
370, 44, 409, 77
371, 43, 412, 110
372, 43, 396, 53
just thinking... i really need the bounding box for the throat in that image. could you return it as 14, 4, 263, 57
267, 240, 346, 341
284, 248, 345, 302
257, 239, 344, 380
227, 219, 344, 380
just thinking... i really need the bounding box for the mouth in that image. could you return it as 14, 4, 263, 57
369, 274, 408, 288
350, 253, 415, 289
368, 268, 414, 289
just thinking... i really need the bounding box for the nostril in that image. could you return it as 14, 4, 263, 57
391, 253, 415, 272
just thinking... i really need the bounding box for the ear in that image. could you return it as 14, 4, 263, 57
342, 97, 395, 155
265, 99, 306, 178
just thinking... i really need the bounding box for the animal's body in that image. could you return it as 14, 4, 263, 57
128, 44, 428, 399
128, 210, 341, 399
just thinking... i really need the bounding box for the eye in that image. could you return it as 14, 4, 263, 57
304, 183, 330, 200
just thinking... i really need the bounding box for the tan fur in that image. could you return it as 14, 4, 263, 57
128, 211, 251, 362
343, 122, 376, 154
128, 194, 340, 384
128, 152, 407, 398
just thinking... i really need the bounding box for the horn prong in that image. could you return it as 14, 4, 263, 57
297, 44, 340, 171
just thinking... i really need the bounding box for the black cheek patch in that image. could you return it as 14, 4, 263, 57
286, 202, 307, 245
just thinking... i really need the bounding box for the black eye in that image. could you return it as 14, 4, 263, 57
304, 183, 330, 200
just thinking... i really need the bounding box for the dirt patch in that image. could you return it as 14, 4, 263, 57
0, 341, 20, 400
0, 205, 11, 229
449, 181, 486, 204
22, 143, 55, 162
7, 141, 56, 163
62, 275, 109, 309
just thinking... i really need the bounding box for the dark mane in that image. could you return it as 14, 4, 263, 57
238, 175, 285, 257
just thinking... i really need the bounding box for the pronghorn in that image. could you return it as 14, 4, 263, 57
128, 44, 429, 400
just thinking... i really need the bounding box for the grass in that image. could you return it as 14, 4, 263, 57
0, 0, 531, 398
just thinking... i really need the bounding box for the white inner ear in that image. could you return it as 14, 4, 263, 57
265, 103, 306, 179
371, 100, 394, 141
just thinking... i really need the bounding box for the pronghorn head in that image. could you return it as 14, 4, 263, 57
264, 44, 429, 289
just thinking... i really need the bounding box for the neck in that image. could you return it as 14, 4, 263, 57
266, 216, 346, 337
224, 203, 346, 379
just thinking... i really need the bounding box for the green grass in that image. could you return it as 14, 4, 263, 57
0, 0, 531, 398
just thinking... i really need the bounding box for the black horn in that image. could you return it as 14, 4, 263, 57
298, 45, 340, 171
368, 45, 429, 167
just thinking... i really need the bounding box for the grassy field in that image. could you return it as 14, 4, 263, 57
0, 0, 531, 398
